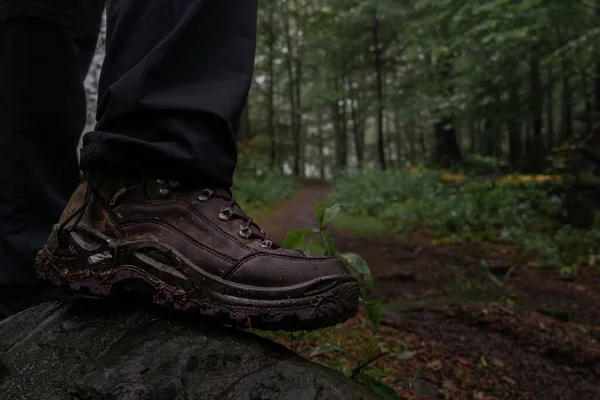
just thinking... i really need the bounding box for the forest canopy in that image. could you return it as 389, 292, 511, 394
244, 0, 600, 176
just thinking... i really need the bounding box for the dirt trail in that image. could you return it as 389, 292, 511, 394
260, 183, 600, 400
259, 182, 329, 243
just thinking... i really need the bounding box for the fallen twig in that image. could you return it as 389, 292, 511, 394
350, 352, 391, 379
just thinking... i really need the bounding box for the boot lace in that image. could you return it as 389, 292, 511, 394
197, 188, 274, 250
56, 172, 96, 249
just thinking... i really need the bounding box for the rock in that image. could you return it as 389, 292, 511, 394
0, 299, 375, 400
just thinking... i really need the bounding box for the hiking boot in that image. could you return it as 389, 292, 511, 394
34, 174, 359, 331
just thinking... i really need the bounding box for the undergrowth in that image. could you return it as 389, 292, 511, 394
253, 203, 402, 400
232, 151, 299, 215
326, 168, 600, 271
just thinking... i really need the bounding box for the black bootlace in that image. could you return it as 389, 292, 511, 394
56, 172, 96, 249
198, 189, 274, 249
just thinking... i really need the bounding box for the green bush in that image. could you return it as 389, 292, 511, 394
232, 152, 299, 213
327, 168, 600, 269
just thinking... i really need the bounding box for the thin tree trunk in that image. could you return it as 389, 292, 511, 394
557, 27, 573, 141
469, 104, 477, 153
596, 61, 600, 114
267, 3, 276, 169
332, 78, 347, 171
372, 8, 386, 170
394, 112, 402, 166
282, 5, 300, 176
508, 82, 521, 167
583, 71, 593, 133
316, 108, 325, 180
350, 96, 364, 168
546, 64, 555, 148
408, 118, 417, 162
483, 117, 494, 157
418, 125, 427, 157
530, 52, 543, 149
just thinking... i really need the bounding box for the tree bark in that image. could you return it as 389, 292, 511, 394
508, 83, 522, 167
372, 8, 386, 170
267, 2, 276, 169
546, 64, 555, 148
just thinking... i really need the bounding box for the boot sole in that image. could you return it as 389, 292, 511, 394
34, 240, 359, 331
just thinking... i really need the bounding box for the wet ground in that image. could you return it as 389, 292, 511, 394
260, 184, 600, 399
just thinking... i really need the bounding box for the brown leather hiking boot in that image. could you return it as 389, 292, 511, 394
34, 174, 359, 331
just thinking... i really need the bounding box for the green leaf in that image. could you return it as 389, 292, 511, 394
283, 228, 313, 250
339, 253, 373, 289
363, 376, 400, 400
362, 297, 382, 328
322, 204, 342, 224
314, 202, 326, 225
309, 343, 345, 357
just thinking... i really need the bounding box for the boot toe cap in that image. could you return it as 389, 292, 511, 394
227, 252, 355, 289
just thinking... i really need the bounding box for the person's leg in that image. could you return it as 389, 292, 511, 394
35, 0, 359, 332
0, 1, 104, 288
81, 0, 254, 188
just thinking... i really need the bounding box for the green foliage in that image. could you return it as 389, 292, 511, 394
339, 253, 374, 290
309, 343, 344, 357
362, 376, 401, 400
328, 169, 600, 269
251, 0, 600, 174
284, 203, 378, 322
233, 151, 299, 214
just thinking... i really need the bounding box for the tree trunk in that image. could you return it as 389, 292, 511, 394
332, 79, 348, 171
546, 64, 555, 148
508, 83, 522, 167
317, 108, 325, 180
372, 8, 386, 170
595, 61, 600, 114
433, 118, 461, 167
408, 118, 417, 162
282, 5, 301, 176
350, 94, 364, 168
267, 3, 276, 169
559, 50, 573, 141
394, 112, 403, 166
530, 52, 543, 149
469, 104, 477, 153
482, 117, 494, 157
583, 72, 593, 134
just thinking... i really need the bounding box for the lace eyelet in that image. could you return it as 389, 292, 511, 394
239, 226, 253, 239
169, 180, 180, 188
260, 240, 273, 249
156, 179, 166, 185
198, 189, 214, 202
218, 207, 234, 221
158, 187, 171, 197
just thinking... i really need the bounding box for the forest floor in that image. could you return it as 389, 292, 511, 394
259, 183, 600, 400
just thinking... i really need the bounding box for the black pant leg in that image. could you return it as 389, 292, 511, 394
0, 2, 104, 285
80, 0, 258, 189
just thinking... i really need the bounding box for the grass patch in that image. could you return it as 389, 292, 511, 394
328, 213, 387, 236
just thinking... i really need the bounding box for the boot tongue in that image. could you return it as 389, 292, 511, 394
87, 172, 143, 201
